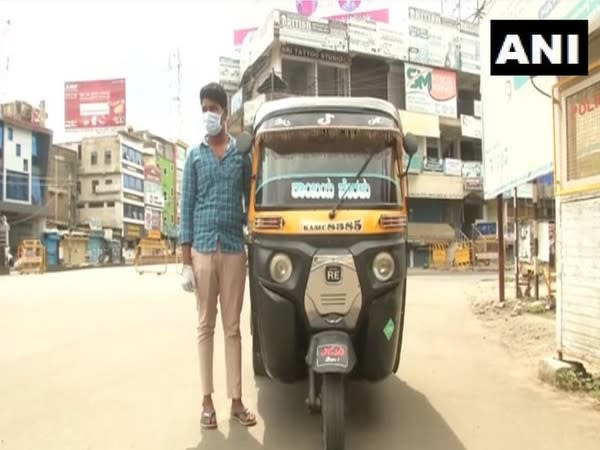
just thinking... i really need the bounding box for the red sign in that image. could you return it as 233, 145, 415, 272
64, 78, 126, 130
144, 164, 162, 183
319, 344, 346, 358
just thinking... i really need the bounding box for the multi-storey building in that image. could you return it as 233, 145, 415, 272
75, 131, 146, 250
226, 8, 484, 267
0, 101, 52, 255
174, 140, 188, 238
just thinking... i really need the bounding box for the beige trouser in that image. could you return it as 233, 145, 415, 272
191, 245, 247, 399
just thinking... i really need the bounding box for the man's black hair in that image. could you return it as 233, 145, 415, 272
199, 82, 228, 110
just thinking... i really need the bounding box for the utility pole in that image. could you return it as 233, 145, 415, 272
0, 18, 11, 104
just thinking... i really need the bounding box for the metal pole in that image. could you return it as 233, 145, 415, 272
54, 156, 58, 222
514, 187, 521, 298
533, 179, 540, 299
497, 194, 505, 304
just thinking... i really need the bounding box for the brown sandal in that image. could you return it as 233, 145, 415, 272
231, 408, 257, 427
201, 410, 217, 429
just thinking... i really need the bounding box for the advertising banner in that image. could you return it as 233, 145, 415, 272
218, 56, 241, 91
404, 63, 457, 118
277, 10, 348, 53
407, 7, 463, 71
64, 79, 126, 130
144, 208, 162, 231
461, 114, 482, 139
480, 0, 600, 199
144, 164, 164, 208
443, 158, 462, 176
458, 23, 481, 75
347, 18, 407, 60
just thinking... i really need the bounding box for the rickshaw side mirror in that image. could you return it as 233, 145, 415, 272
403, 133, 418, 157
236, 131, 253, 154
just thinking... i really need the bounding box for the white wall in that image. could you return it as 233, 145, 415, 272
3, 125, 32, 173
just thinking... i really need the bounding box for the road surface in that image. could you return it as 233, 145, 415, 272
0, 266, 598, 450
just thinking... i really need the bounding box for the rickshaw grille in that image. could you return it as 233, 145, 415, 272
305, 254, 362, 328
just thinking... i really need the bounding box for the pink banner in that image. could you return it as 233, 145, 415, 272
233, 8, 389, 47
327, 8, 389, 23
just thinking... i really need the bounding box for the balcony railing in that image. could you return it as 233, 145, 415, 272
403, 155, 483, 198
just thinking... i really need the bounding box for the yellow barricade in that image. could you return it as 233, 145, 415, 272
430, 243, 449, 269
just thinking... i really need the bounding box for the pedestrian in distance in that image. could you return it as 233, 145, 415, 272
178, 82, 256, 429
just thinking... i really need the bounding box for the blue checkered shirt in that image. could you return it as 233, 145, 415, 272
179, 136, 251, 253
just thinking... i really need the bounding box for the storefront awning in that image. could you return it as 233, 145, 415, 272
398, 110, 440, 138
407, 222, 455, 243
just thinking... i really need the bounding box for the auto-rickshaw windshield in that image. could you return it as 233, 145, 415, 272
255, 133, 403, 210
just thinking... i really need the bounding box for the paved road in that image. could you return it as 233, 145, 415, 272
0, 267, 598, 450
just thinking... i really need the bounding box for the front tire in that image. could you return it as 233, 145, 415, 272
321, 373, 345, 450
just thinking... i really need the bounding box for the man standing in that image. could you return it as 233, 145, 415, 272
179, 82, 256, 429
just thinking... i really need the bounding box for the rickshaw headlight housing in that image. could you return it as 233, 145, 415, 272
269, 253, 293, 283
372, 252, 395, 282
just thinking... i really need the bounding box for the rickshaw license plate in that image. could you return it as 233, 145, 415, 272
325, 265, 342, 284
316, 344, 349, 369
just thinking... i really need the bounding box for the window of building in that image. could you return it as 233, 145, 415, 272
121, 144, 143, 166
7, 127, 13, 141
78, 144, 82, 161
105, 179, 113, 185
89, 202, 104, 208
317, 64, 349, 97
123, 174, 144, 192
23, 159, 29, 172
32, 175, 42, 206
282, 59, 317, 96
426, 137, 440, 159
123, 203, 144, 221
104, 150, 112, 165
76, 181, 81, 194
15, 143, 21, 157
91, 151, 98, 165
6, 170, 29, 201
92, 179, 99, 193
106, 201, 115, 207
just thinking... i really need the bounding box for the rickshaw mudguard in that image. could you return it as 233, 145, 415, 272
306, 330, 357, 374
253, 281, 304, 382
358, 281, 406, 382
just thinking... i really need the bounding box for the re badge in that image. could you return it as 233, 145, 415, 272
490, 19, 588, 76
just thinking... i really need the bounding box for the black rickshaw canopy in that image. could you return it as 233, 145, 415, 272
252, 96, 403, 138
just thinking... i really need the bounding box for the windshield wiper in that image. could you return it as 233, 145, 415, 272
328, 149, 378, 220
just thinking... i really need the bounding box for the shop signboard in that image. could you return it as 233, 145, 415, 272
277, 11, 348, 53
405, 62, 457, 118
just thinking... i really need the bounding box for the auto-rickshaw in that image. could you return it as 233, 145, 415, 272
237, 96, 417, 450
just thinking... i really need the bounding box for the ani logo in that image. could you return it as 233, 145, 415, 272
338, 0, 361, 12
296, 0, 319, 16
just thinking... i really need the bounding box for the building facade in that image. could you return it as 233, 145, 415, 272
0, 101, 52, 255
226, 7, 483, 267
75, 131, 146, 251
47, 144, 78, 230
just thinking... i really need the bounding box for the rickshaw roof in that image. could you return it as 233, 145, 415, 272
253, 96, 400, 132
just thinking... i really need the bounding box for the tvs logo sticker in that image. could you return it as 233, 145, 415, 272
338, 0, 361, 12
296, 0, 319, 16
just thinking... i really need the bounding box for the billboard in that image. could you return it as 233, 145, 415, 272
404, 62, 457, 118
64, 78, 126, 130
480, 0, 600, 199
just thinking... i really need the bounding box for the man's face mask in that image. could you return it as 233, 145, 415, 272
202, 111, 223, 136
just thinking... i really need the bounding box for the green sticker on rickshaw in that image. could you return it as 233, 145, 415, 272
383, 318, 395, 341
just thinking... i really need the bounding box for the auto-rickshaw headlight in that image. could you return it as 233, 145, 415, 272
372, 252, 395, 282
269, 253, 293, 283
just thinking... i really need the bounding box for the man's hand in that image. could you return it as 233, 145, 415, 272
181, 264, 195, 292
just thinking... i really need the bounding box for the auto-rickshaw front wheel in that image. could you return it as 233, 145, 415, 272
321, 373, 345, 450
